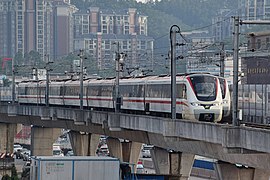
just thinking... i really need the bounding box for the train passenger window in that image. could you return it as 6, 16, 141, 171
40, 87, 46, 95
60, 86, 65, 96
137, 85, 144, 97
100, 86, 113, 96
160, 84, 170, 98
176, 84, 186, 99
120, 85, 143, 97
89, 86, 100, 96
147, 84, 166, 98
25, 87, 28, 95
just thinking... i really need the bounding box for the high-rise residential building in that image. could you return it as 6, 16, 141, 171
0, 0, 16, 59
212, 9, 235, 42
239, 0, 270, 20
0, 0, 76, 62
51, 0, 77, 58
73, 7, 153, 71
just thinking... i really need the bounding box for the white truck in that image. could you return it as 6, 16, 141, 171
30, 156, 120, 180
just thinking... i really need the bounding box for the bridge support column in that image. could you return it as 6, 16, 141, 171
215, 161, 270, 180
122, 141, 142, 167
151, 147, 194, 180
31, 126, 62, 156
0, 123, 17, 153
106, 137, 123, 161
106, 137, 142, 166
68, 131, 99, 156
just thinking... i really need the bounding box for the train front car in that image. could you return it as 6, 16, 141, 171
183, 74, 223, 122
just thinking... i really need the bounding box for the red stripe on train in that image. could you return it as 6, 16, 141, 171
18, 96, 189, 107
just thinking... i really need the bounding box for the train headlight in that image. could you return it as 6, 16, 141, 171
191, 102, 200, 106
213, 102, 220, 106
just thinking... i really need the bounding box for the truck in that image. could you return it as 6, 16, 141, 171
30, 156, 120, 180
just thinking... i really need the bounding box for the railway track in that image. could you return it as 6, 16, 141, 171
241, 122, 270, 130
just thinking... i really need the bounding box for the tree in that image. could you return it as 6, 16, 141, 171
1, 174, 10, 180
13, 51, 24, 66
11, 164, 19, 180
24, 50, 42, 66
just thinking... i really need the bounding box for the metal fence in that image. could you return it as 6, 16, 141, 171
238, 84, 270, 124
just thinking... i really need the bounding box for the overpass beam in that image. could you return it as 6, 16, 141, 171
31, 126, 62, 156
215, 161, 270, 180
151, 147, 194, 179
0, 123, 17, 153
68, 131, 99, 156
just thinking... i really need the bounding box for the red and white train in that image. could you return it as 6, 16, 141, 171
16, 73, 224, 122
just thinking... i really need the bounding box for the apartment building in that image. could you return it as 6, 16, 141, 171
239, 0, 270, 20
0, 0, 76, 62
0, 0, 16, 58
73, 7, 153, 70
1, 1, 153, 72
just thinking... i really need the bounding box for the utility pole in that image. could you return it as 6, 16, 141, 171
220, 42, 225, 77
12, 58, 15, 104
232, 16, 240, 126
170, 25, 180, 120
78, 49, 84, 110
45, 54, 52, 107
115, 42, 125, 113
115, 42, 120, 113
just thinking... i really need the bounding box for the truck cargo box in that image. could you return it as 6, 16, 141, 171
30, 156, 120, 180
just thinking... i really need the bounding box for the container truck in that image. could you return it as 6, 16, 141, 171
30, 156, 120, 180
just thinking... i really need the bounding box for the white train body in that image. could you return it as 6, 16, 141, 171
17, 73, 223, 122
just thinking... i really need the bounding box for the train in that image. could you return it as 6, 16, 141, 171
15, 73, 224, 122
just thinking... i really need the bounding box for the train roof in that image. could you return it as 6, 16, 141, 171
18, 73, 219, 86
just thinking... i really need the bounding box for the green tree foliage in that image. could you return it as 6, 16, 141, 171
11, 164, 19, 180
1, 174, 10, 180
13, 51, 24, 65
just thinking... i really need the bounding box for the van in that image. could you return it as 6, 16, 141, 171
53, 144, 64, 156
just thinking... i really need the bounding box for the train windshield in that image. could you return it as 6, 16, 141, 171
189, 76, 217, 101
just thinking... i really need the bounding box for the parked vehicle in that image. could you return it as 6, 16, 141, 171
66, 150, 74, 156
13, 144, 23, 153
136, 161, 145, 173
30, 156, 120, 180
16, 148, 31, 161
53, 144, 64, 156
141, 144, 153, 158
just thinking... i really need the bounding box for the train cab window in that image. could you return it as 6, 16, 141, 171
190, 76, 217, 101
